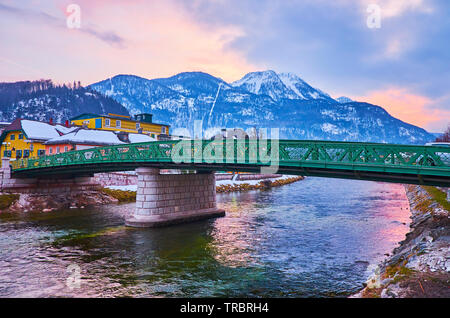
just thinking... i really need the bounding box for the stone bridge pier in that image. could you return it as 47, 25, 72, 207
125, 168, 225, 227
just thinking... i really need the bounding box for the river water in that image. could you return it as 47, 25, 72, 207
0, 177, 411, 297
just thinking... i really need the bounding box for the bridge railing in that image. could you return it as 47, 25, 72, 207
9, 140, 450, 175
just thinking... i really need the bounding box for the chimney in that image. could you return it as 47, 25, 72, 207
49, 118, 54, 125
65, 120, 70, 127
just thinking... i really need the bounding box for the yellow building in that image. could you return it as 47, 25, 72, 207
0, 119, 76, 161
70, 113, 169, 138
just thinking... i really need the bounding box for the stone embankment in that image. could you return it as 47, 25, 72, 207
216, 175, 304, 193
353, 185, 450, 298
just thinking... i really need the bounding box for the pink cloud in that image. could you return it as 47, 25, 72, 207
352, 88, 450, 132
1, 0, 256, 84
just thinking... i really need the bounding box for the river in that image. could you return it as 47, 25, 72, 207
0, 177, 411, 297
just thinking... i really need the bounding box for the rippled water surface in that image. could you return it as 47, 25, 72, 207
0, 177, 411, 297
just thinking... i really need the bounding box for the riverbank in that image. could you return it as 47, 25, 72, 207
0, 190, 118, 213
352, 185, 450, 298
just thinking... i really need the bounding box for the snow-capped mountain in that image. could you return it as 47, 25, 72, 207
336, 96, 354, 103
89, 71, 434, 144
90, 72, 278, 137
231, 70, 333, 102
0, 72, 433, 144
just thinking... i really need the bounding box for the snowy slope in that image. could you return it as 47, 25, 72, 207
231, 70, 334, 102
336, 96, 354, 103
0, 80, 129, 123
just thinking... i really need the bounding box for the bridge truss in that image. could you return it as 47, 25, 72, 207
10, 140, 450, 187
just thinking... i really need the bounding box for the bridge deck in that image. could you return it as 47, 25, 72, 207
9, 140, 450, 187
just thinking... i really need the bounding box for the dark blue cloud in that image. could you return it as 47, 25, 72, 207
178, 0, 450, 101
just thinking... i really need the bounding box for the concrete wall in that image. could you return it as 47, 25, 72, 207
135, 168, 216, 216
126, 168, 224, 227
93, 172, 137, 187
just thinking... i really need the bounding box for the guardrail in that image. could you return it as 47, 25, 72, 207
10, 140, 450, 177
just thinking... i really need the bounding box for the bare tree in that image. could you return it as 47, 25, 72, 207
435, 125, 450, 142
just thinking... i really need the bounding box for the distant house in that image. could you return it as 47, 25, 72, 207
0, 122, 11, 133
44, 128, 156, 155
0, 119, 77, 160
69, 113, 170, 139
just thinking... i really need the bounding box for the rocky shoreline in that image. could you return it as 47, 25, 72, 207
0, 190, 118, 213
352, 185, 450, 298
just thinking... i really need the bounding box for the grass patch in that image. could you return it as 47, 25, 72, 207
101, 188, 136, 202
385, 264, 415, 283
422, 186, 450, 212
0, 194, 20, 209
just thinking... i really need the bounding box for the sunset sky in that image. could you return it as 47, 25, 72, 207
0, 0, 449, 132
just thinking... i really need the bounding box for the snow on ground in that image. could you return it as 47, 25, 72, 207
216, 174, 294, 186
107, 185, 137, 191
104, 175, 296, 192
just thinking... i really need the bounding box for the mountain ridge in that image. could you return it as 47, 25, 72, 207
89, 71, 434, 144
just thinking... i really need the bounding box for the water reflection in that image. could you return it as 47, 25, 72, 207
0, 177, 410, 297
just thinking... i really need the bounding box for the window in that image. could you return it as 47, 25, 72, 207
23, 150, 30, 158
3, 150, 11, 157
19, 134, 24, 139
64, 146, 69, 152
82, 120, 90, 125
49, 147, 53, 154
56, 147, 60, 154
161, 127, 167, 134
136, 123, 140, 129
16, 150, 22, 158
37, 150, 45, 157
116, 120, 121, 128
105, 118, 110, 127
10, 134, 15, 140
151, 134, 156, 138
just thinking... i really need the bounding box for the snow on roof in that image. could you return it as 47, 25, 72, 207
54, 124, 78, 134
128, 133, 156, 143
21, 120, 62, 140
45, 129, 125, 146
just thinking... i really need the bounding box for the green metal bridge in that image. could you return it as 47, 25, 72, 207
10, 139, 450, 187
